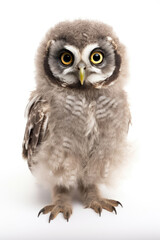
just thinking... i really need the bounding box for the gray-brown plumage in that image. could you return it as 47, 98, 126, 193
22, 20, 131, 222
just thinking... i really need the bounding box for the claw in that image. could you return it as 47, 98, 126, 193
98, 207, 102, 217
117, 201, 123, 208
64, 210, 72, 222
66, 212, 69, 222
85, 198, 120, 216
38, 208, 44, 217
112, 207, 117, 215
49, 213, 54, 223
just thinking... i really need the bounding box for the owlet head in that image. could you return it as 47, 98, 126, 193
36, 20, 127, 89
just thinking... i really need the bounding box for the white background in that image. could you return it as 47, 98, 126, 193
0, 0, 160, 239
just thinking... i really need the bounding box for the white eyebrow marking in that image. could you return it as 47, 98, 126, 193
62, 45, 81, 75
81, 43, 99, 63
64, 45, 81, 60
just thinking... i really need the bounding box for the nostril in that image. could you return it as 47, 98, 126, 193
78, 66, 86, 70
77, 61, 86, 70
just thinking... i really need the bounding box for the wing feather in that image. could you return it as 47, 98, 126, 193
22, 95, 49, 160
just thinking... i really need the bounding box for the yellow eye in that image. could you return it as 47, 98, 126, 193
90, 51, 103, 64
61, 52, 73, 65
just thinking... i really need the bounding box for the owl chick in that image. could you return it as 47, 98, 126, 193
22, 20, 130, 222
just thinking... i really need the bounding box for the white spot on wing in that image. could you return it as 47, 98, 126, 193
42, 114, 49, 135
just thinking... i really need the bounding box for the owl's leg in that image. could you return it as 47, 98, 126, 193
38, 185, 72, 222
78, 181, 122, 216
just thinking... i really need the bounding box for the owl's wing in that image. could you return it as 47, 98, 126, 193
22, 95, 49, 160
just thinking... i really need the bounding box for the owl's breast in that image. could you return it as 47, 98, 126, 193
49, 92, 127, 164
63, 94, 120, 134
64, 94, 99, 136
60, 94, 118, 158
34, 92, 128, 187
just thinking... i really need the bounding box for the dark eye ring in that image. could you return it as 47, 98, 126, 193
60, 51, 73, 65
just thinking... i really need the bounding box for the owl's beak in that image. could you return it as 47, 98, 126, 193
77, 62, 86, 85
79, 68, 85, 85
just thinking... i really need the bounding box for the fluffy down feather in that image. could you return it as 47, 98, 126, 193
22, 20, 131, 222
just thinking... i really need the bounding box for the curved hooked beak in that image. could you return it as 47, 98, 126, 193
77, 62, 86, 85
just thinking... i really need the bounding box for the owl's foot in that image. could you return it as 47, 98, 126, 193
38, 203, 72, 222
85, 198, 122, 216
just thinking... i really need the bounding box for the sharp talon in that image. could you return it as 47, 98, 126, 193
113, 207, 117, 215
65, 212, 69, 222
49, 213, 53, 223
38, 209, 44, 217
98, 207, 102, 216
117, 201, 123, 208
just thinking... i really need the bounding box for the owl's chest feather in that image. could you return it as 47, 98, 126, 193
60, 93, 119, 151
64, 95, 99, 137
49, 93, 121, 161
63, 94, 117, 128
37, 92, 127, 186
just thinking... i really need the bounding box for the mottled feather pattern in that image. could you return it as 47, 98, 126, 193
22, 96, 49, 164
22, 20, 131, 221
27, 87, 130, 188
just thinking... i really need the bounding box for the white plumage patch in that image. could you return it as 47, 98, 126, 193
48, 40, 116, 86
85, 101, 99, 140
63, 45, 81, 76
81, 43, 115, 84
64, 45, 81, 65
63, 43, 109, 85
81, 43, 99, 64
85, 110, 97, 137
